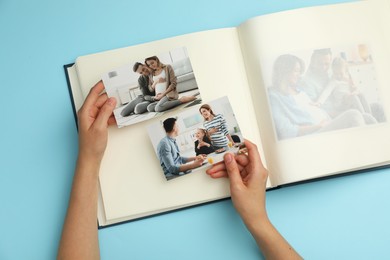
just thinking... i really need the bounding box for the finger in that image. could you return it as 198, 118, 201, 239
82, 81, 105, 111
243, 139, 264, 169
107, 115, 117, 126
235, 154, 249, 167
234, 153, 249, 168
78, 82, 106, 129
209, 171, 228, 179
224, 153, 243, 187
93, 97, 116, 129
206, 161, 226, 174
244, 139, 260, 162
243, 139, 268, 188
207, 163, 245, 177
236, 161, 248, 178
95, 93, 109, 109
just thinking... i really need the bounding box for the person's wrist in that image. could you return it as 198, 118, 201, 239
78, 149, 105, 166
75, 152, 103, 179
244, 212, 271, 234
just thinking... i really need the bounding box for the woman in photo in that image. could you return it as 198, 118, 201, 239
199, 104, 234, 152
194, 128, 215, 156
268, 54, 376, 140
144, 56, 196, 112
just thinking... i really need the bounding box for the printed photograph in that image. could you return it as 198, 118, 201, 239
147, 96, 245, 181
261, 44, 386, 140
102, 47, 202, 128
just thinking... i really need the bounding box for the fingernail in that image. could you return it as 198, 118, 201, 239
224, 153, 232, 163
107, 97, 115, 106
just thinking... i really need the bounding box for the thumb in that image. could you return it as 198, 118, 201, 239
224, 153, 243, 187
94, 97, 116, 128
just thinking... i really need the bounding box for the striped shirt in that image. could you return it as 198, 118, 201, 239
203, 114, 229, 148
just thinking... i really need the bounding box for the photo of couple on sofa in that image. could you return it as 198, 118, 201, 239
102, 48, 201, 128
266, 47, 386, 140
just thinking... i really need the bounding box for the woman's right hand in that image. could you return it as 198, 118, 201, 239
206, 140, 268, 225
207, 127, 218, 135
206, 140, 301, 259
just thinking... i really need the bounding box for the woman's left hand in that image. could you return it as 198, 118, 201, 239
154, 93, 164, 101
77, 81, 117, 162
158, 77, 166, 83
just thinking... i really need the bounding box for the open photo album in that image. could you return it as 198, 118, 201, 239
65, 0, 390, 227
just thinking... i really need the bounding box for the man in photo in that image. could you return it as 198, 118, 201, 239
157, 117, 205, 180
120, 62, 156, 117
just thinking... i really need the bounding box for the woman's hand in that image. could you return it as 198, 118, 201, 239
206, 140, 268, 225
154, 93, 164, 101
206, 140, 301, 259
77, 81, 117, 163
158, 77, 166, 83
151, 83, 156, 90
208, 127, 218, 135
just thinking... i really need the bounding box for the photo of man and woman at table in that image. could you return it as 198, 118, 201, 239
262, 45, 386, 141
147, 96, 244, 180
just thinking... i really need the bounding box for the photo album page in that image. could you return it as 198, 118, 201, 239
69, 28, 268, 226
237, 0, 390, 186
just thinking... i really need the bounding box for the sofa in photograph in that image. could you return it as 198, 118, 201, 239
171, 57, 198, 93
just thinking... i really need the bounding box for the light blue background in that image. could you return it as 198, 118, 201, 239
1, 0, 389, 259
